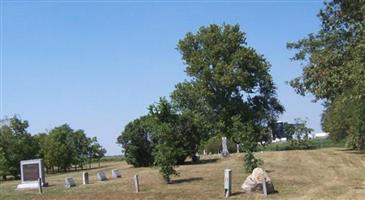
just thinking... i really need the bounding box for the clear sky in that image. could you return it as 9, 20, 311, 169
1, 0, 325, 155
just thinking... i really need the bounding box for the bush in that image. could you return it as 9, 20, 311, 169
117, 116, 155, 167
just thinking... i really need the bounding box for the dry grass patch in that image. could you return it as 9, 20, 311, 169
1, 148, 365, 199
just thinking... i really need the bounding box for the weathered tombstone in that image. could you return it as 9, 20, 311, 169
112, 169, 121, 178
96, 171, 108, 181
221, 137, 229, 157
64, 177, 76, 188
133, 175, 140, 193
224, 169, 232, 197
236, 144, 240, 153
82, 172, 89, 184
17, 159, 47, 189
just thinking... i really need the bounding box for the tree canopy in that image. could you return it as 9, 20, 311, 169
288, 0, 365, 149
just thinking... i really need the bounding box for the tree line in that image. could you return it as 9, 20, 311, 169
0, 116, 106, 180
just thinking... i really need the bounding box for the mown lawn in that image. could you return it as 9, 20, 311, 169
1, 148, 365, 200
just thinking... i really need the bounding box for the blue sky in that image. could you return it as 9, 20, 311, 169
1, 1, 325, 155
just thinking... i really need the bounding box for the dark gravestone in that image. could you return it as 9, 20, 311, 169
23, 164, 40, 181
17, 159, 47, 189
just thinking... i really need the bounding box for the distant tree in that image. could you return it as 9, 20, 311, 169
89, 137, 106, 168
117, 116, 155, 167
0, 117, 38, 179
43, 124, 77, 172
173, 24, 284, 171
72, 130, 90, 170
287, 119, 314, 150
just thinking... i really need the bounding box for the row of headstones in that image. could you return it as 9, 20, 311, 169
64, 169, 120, 188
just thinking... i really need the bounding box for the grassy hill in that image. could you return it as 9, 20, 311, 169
1, 148, 365, 200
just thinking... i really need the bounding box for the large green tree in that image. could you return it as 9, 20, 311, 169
172, 24, 284, 171
0, 117, 38, 179
288, 0, 365, 149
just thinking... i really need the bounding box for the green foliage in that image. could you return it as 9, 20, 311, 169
173, 24, 283, 172
117, 116, 155, 167
43, 124, 78, 171
286, 119, 314, 150
322, 94, 365, 150
243, 151, 261, 172
39, 124, 106, 172
153, 144, 179, 183
288, 1, 365, 149
202, 136, 237, 154
258, 137, 345, 152
119, 24, 283, 179
148, 98, 199, 181
0, 117, 38, 178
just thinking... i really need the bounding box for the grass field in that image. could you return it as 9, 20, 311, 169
1, 148, 365, 200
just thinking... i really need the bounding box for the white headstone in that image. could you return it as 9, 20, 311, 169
64, 177, 76, 188
17, 159, 48, 189
224, 169, 232, 197
82, 172, 89, 184
112, 169, 121, 178
96, 171, 108, 181
221, 137, 229, 157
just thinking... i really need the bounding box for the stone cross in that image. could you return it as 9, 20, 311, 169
224, 169, 232, 197
82, 172, 89, 184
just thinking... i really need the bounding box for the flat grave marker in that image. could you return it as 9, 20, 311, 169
64, 177, 76, 188
96, 171, 108, 181
112, 169, 121, 178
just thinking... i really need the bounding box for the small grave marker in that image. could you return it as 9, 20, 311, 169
82, 172, 89, 184
134, 175, 140, 193
96, 171, 108, 181
224, 169, 232, 197
38, 178, 42, 193
221, 137, 229, 157
112, 169, 121, 178
262, 178, 268, 197
64, 177, 76, 188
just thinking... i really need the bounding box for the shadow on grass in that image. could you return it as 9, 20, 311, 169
337, 149, 365, 154
230, 191, 244, 196
183, 158, 219, 165
170, 177, 203, 184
